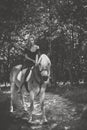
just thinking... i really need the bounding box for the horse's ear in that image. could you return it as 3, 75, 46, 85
48, 61, 51, 67
47, 53, 50, 57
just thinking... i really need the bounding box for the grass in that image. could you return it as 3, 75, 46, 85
46, 82, 87, 104
61, 86, 87, 104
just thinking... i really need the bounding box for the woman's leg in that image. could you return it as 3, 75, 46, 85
18, 67, 31, 93
26, 68, 32, 82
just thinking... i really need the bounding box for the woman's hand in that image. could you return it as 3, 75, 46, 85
35, 54, 39, 65
25, 54, 28, 59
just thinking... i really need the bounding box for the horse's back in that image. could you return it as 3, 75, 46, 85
10, 64, 22, 83
15, 64, 22, 69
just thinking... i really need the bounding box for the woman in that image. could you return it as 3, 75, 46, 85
18, 37, 40, 93
24, 37, 40, 65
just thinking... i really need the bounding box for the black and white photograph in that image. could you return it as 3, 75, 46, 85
0, 0, 87, 130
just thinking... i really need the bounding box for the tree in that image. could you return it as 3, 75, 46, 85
0, 0, 87, 86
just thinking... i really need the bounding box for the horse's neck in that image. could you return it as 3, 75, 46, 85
32, 65, 40, 78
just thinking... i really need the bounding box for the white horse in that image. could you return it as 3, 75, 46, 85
10, 54, 51, 123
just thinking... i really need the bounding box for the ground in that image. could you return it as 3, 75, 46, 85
0, 85, 87, 130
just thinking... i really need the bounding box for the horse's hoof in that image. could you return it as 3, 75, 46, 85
43, 117, 48, 122
28, 117, 33, 124
18, 91, 21, 94
40, 118, 48, 125
10, 107, 13, 113
29, 120, 41, 125
24, 107, 27, 111
10, 110, 13, 113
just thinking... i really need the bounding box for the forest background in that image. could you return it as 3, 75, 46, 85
0, 0, 87, 88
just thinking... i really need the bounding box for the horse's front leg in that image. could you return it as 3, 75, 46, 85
29, 91, 34, 122
19, 90, 24, 107
40, 87, 47, 123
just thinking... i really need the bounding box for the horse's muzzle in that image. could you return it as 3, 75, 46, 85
42, 75, 48, 81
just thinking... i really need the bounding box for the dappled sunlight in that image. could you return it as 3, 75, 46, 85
8, 92, 82, 130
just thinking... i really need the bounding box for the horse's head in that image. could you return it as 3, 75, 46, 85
37, 54, 51, 82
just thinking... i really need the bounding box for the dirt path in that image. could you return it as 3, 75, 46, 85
6, 92, 84, 130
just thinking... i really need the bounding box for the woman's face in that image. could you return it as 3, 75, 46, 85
30, 37, 34, 45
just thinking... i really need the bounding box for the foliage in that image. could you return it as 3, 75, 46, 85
0, 0, 87, 85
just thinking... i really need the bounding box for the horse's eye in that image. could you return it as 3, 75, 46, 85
39, 63, 41, 66
48, 63, 50, 67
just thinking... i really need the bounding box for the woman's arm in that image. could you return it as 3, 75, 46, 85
35, 46, 40, 64
35, 54, 39, 64
25, 54, 35, 63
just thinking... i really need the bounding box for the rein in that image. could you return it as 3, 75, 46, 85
32, 65, 43, 86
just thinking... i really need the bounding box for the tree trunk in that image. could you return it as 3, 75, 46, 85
66, 67, 73, 86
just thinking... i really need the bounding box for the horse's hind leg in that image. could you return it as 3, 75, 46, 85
10, 82, 16, 112
40, 87, 47, 123
19, 90, 25, 109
